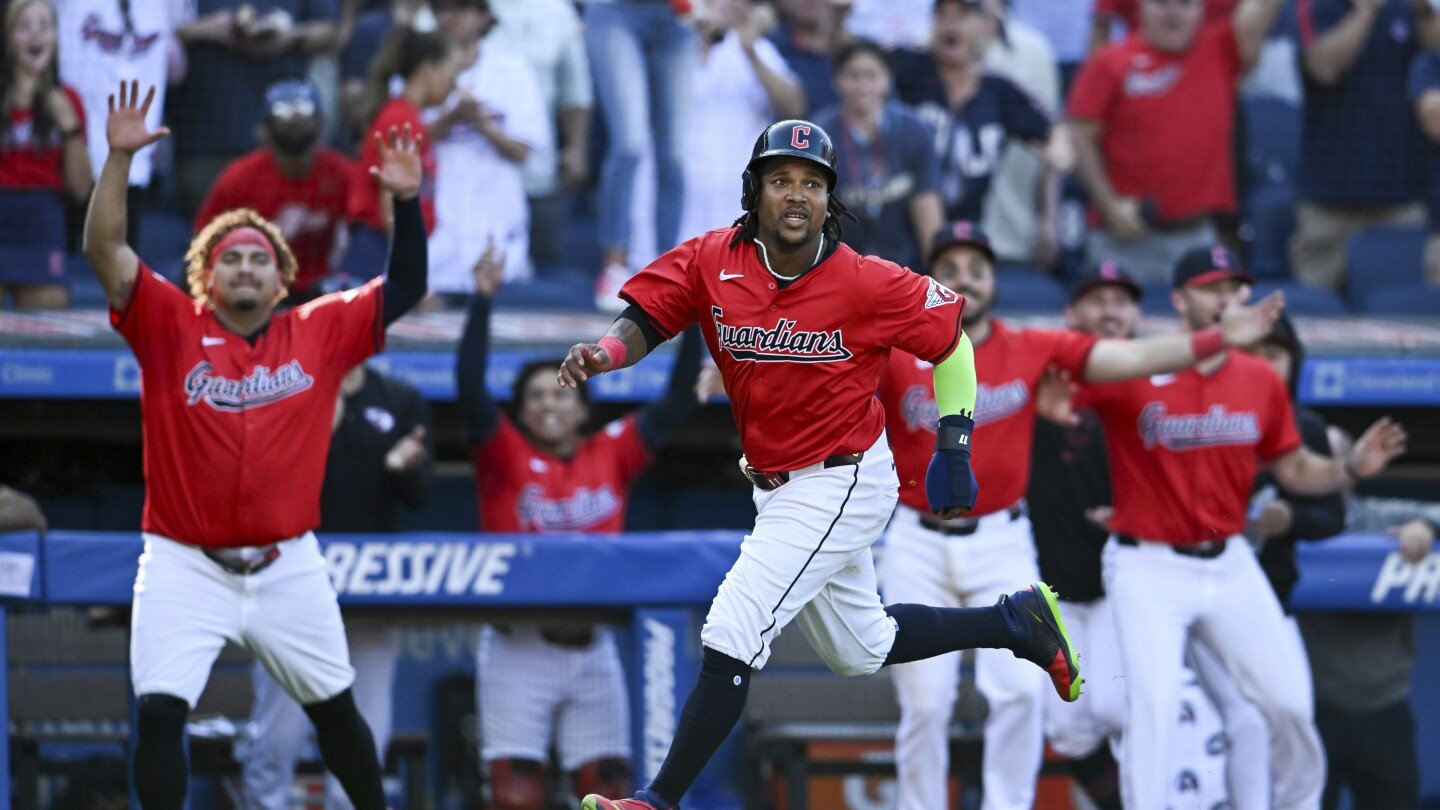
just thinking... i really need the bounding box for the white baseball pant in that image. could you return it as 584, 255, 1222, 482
1188, 632, 1271, 810
877, 503, 1047, 810
130, 533, 354, 707
239, 622, 399, 810
1104, 535, 1325, 810
477, 624, 632, 771
1044, 596, 1126, 760
700, 433, 900, 676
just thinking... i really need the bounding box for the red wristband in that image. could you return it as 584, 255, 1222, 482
597, 336, 627, 370
1190, 326, 1225, 359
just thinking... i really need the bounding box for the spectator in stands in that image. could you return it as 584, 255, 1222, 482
813, 40, 943, 269
0, 483, 46, 531
195, 80, 352, 304
241, 361, 432, 810
980, 0, 1065, 269
454, 244, 702, 810
1069, 0, 1286, 284
846, 0, 933, 49
1089, 0, 1236, 50
425, 0, 547, 293
1009, 0, 1095, 91
1409, 48, 1440, 285
890, 0, 1071, 240
344, 26, 454, 284
1300, 506, 1435, 810
678, 0, 805, 245
0, 0, 90, 310
585, 0, 696, 311
169, 0, 340, 217
486, 0, 592, 270
767, 0, 852, 114
339, 0, 426, 145
1290, 0, 1437, 291
56, 0, 187, 246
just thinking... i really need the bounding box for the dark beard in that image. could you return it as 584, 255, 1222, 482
270, 128, 319, 156
233, 298, 260, 313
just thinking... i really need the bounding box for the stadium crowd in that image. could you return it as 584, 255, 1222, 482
0, 0, 1438, 808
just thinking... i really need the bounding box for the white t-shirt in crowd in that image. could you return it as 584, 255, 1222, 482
845, 0, 933, 50
679, 32, 797, 242
485, 0, 593, 197
1009, 0, 1096, 66
427, 47, 551, 291
56, 0, 189, 187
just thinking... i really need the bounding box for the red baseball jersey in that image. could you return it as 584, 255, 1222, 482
1081, 350, 1301, 544
879, 321, 1098, 516
349, 98, 437, 233
474, 415, 653, 532
112, 262, 386, 548
1094, 0, 1236, 31
621, 228, 965, 472
0, 86, 85, 191
1067, 20, 1242, 223
195, 147, 354, 295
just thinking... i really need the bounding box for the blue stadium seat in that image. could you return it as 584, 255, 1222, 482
135, 211, 193, 268
1241, 96, 1301, 190
1344, 225, 1426, 306
1241, 184, 1296, 280
494, 267, 595, 311
1359, 282, 1440, 315
1252, 281, 1347, 315
994, 271, 1067, 313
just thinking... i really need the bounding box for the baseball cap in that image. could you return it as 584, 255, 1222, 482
928, 221, 996, 270
1069, 260, 1142, 304
1171, 245, 1254, 290
264, 79, 320, 119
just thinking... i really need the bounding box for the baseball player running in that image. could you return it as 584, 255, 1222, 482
455, 244, 702, 809
83, 82, 428, 810
1081, 246, 1407, 810
559, 119, 1080, 810
876, 226, 1282, 810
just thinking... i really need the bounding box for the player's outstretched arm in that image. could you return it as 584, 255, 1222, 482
372, 124, 428, 326
557, 314, 653, 389
83, 81, 169, 311
1082, 288, 1284, 382
1269, 416, 1408, 496
926, 332, 979, 520
455, 239, 504, 445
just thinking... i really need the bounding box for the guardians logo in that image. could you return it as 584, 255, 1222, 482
898, 378, 1029, 432
712, 306, 851, 363
1139, 403, 1260, 451
183, 360, 314, 412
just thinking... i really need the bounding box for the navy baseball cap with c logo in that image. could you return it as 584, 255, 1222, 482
1171, 245, 1255, 289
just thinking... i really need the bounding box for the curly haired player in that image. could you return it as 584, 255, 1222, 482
82, 81, 428, 810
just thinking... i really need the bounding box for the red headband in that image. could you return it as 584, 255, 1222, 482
209, 226, 277, 268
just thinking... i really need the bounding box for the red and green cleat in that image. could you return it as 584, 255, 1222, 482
1000, 582, 1083, 702
581, 795, 668, 810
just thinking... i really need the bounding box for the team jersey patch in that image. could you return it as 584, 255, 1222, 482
924, 277, 960, 309
1138, 403, 1261, 451
711, 306, 852, 363
183, 360, 316, 412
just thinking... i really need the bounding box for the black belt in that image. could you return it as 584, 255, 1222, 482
742, 452, 864, 492
202, 545, 282, 575
918, 502, 1024, 537
1116, 534, 1227, 559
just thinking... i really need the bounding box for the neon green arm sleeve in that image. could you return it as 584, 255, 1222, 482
933, 332, 976, 419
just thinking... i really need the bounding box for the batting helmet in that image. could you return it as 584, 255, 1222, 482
740, 120, 838, 212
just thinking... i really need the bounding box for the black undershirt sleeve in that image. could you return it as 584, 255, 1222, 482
381, 196, 427, 326
618, 303, 666, 352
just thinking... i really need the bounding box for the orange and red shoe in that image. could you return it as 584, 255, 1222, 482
581, 795, 670, 810
998, 582, 1083, 702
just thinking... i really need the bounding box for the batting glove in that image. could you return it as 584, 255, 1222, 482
925, 414, 978, 514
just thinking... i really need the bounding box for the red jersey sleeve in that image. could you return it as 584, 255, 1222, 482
595, 414, 655, 484
1067, 48, 1122, 123
473, 415, 528, 468
1038, 328, 1101, 376
1257, 369, 1303, 461
294, 276, 386, 369
871, 262, 964, 364
618, 237, 703, 338
110, 261, 197, 355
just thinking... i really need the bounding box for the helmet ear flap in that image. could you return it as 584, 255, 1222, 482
741, 168, 757, 212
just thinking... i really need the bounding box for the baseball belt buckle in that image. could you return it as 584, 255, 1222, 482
738, 456, 788, 491
203, 545, 282, 576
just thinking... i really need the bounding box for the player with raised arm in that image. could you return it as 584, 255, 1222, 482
83, 81, 428, 810
559, 120, 1081, 810
454, 242, 703, 810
